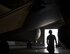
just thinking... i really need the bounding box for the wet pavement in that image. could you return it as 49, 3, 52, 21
9, 46, 70, 54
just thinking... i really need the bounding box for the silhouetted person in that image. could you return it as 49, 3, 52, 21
47, 30, 57, 54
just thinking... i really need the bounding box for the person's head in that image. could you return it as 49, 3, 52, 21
49, 30, 52, 35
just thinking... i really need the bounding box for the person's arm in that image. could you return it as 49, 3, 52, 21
54, 36, 58, 47
47, 37, 49, 45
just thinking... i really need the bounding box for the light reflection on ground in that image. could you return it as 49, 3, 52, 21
42, 47, 59, 53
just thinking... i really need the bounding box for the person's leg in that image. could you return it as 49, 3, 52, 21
49, 48, 54, 54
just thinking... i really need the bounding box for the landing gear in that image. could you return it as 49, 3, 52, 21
27, 41, 32, 48
0, 41, 9, 54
